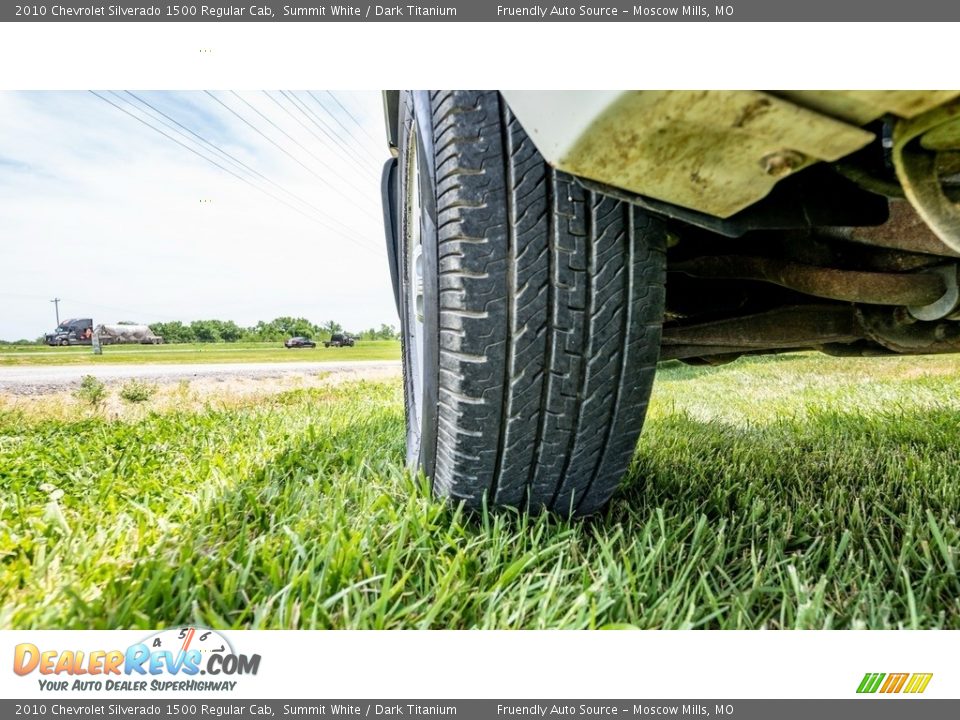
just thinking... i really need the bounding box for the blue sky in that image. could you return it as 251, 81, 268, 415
0, 91, 392, 341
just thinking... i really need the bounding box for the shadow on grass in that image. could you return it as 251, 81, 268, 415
656, 353, 813, 382
620, 405, 960, 519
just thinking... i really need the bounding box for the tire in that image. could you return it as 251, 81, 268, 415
396, 91, 666, 516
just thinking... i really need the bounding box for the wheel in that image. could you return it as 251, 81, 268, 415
59, 339, 69, 346
396, 91, 666, 516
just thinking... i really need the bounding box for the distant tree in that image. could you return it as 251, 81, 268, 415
263, 316, 315, 339
150, 321, 195, 344
145, 317, 396, 344
218, 320, 243, 343
245, 320, 282, 342
190, 320, 222, 343
378, 323, 399, 340
321, 320, 343, 336
292, 322, 313, 338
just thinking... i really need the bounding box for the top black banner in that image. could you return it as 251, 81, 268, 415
5, 0, 960, 21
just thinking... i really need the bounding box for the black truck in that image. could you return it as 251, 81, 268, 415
323, 333, 355, 348
45, 318, 93, 346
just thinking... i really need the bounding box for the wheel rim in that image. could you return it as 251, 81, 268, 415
405, 124, 426, 441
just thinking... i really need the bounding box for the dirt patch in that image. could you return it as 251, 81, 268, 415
0, 365, 402, 421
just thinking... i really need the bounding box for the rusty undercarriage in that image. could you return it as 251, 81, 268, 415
574, 91, 960, 364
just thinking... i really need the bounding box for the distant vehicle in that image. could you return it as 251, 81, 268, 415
45, 318, 93, 346
44, 319, 162, 346
284, 337, 317, 348
323, 333, 355, 348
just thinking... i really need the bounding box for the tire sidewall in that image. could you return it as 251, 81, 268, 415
398, 91, 440, 480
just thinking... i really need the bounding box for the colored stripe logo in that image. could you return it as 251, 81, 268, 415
857, 672, 933, 694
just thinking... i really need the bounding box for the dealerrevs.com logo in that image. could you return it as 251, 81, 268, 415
857, 672, 933, 694
13, 627, 261, 693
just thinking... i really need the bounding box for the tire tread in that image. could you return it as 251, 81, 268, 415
428, 91, 665, 514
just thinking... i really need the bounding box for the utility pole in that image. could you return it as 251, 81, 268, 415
50, 297, 61, 326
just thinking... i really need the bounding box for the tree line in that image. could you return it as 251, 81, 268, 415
146, 317, 399, 344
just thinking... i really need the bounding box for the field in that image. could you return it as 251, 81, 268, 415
2, 352, 960, 629
0, 340, 400, 366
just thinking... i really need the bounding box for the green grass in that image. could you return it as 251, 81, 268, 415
0, 341, 400, 366
2, 352, 960, 629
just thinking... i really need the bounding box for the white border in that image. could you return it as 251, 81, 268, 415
0, 22, 955, 90
1, 16, 956, 705
2, 630, 953, 699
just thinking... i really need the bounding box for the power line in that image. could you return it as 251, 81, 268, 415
322, 91, 382, 146
269, 90, 376, 177
306, 91, 385, 172
122, 91, 261, 180
50, 297, 61, 325
296, 90, 383, 166
90, 91, 382, 257
270, 90, 381, 179
287, 90, 383, 168
120, 91, 379, 250
211, 90, 379, 217
93, 92, 315, 230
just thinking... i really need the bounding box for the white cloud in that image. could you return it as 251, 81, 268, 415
0, 90, 394, 340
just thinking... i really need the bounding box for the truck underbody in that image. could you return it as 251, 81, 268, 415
381, 90, 960, 513
495, 91, 960, 364
388, 90, 960, 363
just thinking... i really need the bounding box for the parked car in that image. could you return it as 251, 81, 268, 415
323, 333, 355, 347
284, 337, 316, 348
381, 89, 960, 515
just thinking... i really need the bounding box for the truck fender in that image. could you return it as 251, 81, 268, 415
381, 156, 401, 316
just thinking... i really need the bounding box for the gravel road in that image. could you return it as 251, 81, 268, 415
0, 360, 402, 396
